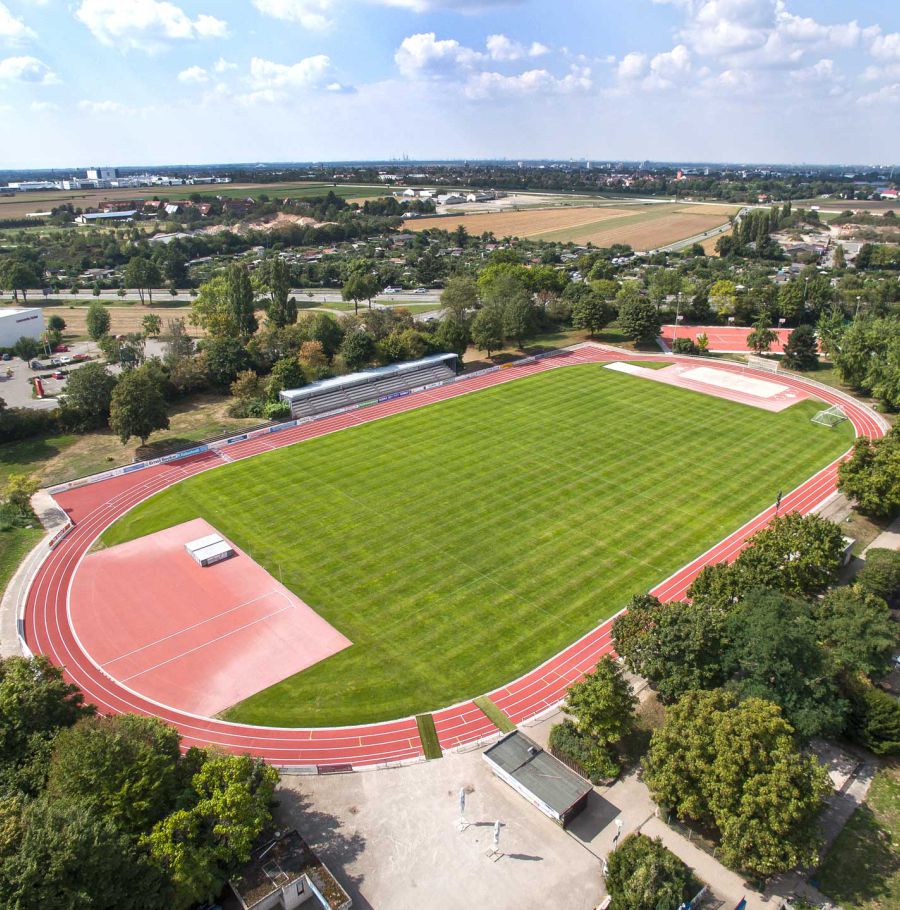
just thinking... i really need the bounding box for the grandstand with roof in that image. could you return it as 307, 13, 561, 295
280, 353, 459, 419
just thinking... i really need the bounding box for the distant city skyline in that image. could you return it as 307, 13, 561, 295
2, 0, 900, 167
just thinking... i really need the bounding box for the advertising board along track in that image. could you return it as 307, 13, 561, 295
22, 344, 888, 770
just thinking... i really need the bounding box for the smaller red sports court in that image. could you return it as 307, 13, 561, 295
70, 518, 351, 717
660, 324, 794, 354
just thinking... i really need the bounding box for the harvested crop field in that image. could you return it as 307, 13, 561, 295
45, 303, 201, 338
409, 203, 737, 250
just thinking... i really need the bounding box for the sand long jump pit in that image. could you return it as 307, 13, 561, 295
70, 518, 351, 717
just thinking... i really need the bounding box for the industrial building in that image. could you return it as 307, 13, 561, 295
0, 307, 44, 349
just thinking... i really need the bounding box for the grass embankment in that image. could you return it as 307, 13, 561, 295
817, 762, 900, 910
0, 526, 43, 599
473, 696, 517, 733
416, 715, 442, 760
101, 364, 852, 727
0, 394, 261, 489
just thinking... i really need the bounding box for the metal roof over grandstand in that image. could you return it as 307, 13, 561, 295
280, 352, 458, 402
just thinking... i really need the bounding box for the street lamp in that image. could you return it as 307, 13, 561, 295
855, 295, 862, 319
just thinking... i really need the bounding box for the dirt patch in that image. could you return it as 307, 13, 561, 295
48, 303, 201, 339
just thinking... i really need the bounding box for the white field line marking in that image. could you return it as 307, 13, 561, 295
120, 601, 294, 682
102, 588, 290, 667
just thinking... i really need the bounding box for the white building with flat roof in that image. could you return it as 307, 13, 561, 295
0, 308, 44, 348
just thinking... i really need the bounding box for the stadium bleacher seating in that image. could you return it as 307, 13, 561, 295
281, 353, 459, 419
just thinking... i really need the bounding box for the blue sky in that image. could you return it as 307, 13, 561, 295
2, 0, 900, 168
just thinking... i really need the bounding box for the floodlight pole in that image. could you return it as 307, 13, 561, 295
855, 296, 861, 319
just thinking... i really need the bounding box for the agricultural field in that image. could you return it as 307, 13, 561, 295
100, 364, 852, 727
43, 302, 200, 338
408, 202, 738, 250
0, 182, 389, 219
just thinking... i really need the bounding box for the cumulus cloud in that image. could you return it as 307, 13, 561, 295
178, 65, 209, 83
485, 34, 549, 61
377, 0, 523, 10
214, 57, 237, 73
75, 0, 228, 51
395, 32, 482, 78
465, 65, 591, 99
617, 52, 648, 81
78, 99, 130, 114
0, 55, 57, 83
0, 2, 36, 43
870, 31, 900, 61
247, 55, 351, 96
30, 100, 59, 112
252, 0, 335, 30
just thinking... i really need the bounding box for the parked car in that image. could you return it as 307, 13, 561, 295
59, 356, 72, 364
413, 287, 428, 294
1, 353, 11, 361
53, 344, 69, 353
383, 286, 402, 293
52, 371, 65, 380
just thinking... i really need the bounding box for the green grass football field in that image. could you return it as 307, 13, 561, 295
100, 365, 854, 726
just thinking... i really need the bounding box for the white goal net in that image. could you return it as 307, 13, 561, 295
746, 354, 780, 373
812, 405, 848, 427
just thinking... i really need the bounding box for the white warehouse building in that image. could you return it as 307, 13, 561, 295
0, 307, 44, 349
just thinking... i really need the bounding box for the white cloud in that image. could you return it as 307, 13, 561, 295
78, 99, 130, 114
485, 34, 549, 61
30, 100, 59, 112
395, 32, 482, 78
859, 82, 900, 106
248, 55, 351, 94
252, 0, 334, 31
377, 0, 522, 10
178, 65, 209, 83
0, 55, 57, 83
0, 2, 36, 43
870, 31, 900, 61
213, 57, 237, 73
75, 0, 228, 51
648, 43, 691, 84
465, 64, 591, 99
617, 52, 648, 80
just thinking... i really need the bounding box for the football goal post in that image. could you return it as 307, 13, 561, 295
811, 405, 848, 428
746, 354, 780, 373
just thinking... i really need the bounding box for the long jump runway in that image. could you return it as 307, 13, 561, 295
23, 345, 887, 767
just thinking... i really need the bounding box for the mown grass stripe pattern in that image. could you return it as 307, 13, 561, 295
101, 366, 853, 727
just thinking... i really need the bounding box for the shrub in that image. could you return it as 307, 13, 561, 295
264, 400, 290, 420
672, 337, 698, 355
846, 680, 900, 755
548, 720, 617, 783
856, 548, 900, 605
605, 833, 690, 910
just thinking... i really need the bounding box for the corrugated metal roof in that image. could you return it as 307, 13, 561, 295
281, 352, 457, 402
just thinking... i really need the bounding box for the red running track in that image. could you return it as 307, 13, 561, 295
23, 345, 887, 768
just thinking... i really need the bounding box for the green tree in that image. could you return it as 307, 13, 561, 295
0, 258, 41, 303
47, 314, 66, 333
46, 715, 181, 838
141, 314, 162, 338
263, 257, 295, 328
605, 834, 690, 910
782, 323, 819, 371
501, 286, 538, 349
146, 754, 278, 909
838, 427, 900, 520
816, 305, 846, 358
617, 295, 662, 345
310, 313, 344, 359
812, 586, 896, 677
109, 369, 169, 446
2, 473, 39, 514
61, 362, 117, 431
341, 261, 381, 315
612, 595, 728, 702
124, 256, 162, 306
85, 302, 111, 341
201, 337, 251, 387
471, 305, 504, 357
339, 330, 376, 371
833, 316, 900, 410
568, 286, 614, 336
725, 589, 847, 738
746, 313, 778, 353
846, 679, 900, 755
225, 264, 258, 340
855, 548, 900, 605
833, 244, 846, 269
644, 690, 830, 876
440, 276, 478, 320
735, 512, 845, 598
0, 795, 172, 910
434, 315, 469, 362
564, 656, 636, 749
0, 656, 91, 795
266, 356, 305, 402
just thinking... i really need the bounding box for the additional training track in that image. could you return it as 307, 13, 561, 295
23, 344, 887, 768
